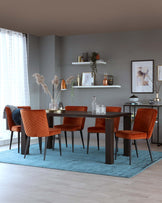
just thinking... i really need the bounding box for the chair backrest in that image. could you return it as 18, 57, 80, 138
20, 109, 49, 137
63, 106, 88, 130
95, 106, 121, 132
5, 106, 31, 130
133, 108, 157, 139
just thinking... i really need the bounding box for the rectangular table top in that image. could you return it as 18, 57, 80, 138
47, 110, 131, 118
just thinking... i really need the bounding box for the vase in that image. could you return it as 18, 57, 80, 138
108, 75, 113, 85
61, 79, 67, 90
92, 96, 96, 114
49, 100, 57, 110
103, 74, 108, 85
154, 92, 161, 102
91, 71, 96, 85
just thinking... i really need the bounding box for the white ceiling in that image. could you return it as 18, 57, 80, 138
0, 0, 162, 36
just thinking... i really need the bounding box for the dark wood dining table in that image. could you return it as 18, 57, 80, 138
21, 110, 131, 164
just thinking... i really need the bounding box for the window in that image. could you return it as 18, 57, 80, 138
0, 28, 30, 140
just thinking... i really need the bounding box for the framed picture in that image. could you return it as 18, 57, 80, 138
82, 72, 94, 86
131, 60, 154, 93
158, 65, 162, 81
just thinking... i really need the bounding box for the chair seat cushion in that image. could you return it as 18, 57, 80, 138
49, 128, 61, 136
11, 125, 21, 132
116, 130, 147, 140
54, 124, 81, 131
88, 126, 118, 133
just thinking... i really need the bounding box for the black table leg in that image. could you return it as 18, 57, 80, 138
123, 114, 131, 156
105, 118, 114, 164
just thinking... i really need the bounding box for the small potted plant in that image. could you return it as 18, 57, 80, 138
90, 52, 100, 74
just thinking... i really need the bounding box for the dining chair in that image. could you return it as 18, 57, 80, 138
54, 106, 88, 152
87, 106, 121, 154
115, 108, 157, 165
5, 106, 31, 153
20, 109, 62, 160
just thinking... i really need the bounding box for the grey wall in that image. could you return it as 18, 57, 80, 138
27, 34, 40, 109
28, 29, 162, 141
60, 30, 162, 140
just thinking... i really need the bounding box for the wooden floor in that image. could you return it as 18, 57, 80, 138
0, 136, 162, 203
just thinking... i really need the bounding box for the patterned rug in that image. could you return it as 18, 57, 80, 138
0, 143, 161, 178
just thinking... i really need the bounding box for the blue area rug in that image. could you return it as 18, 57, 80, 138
0, 143, 162, 178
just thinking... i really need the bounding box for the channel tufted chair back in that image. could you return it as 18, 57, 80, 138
87, 106, 121, 153
21, 109, 62, 160
54, 106, 88, 152
5, 106, 31, 153
115, 108, 157, 165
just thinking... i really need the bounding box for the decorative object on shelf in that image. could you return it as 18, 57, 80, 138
103, 73, 108, 85
108, 75, 113, 85
82, 72, 95, 86
129, 95, 139, 102
33, 73, 75, 110
90, 52, 99, 74
78, 56, 81, 62
131, 60, 154, 93
82, 52, 89, 62
61, 79, 67, 90
77, 74, 80, 86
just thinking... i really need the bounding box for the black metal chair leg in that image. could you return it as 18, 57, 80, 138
24, 137, 30, 159
115, 136, 118, 160
18, 132, 20, 153
44, 137, 48, 160
58, 134, 62, 156
129, 140, 132, 165
134, 140, 138, 158
146, 139, 153, 161
64, 131, 68, 147
87, 132, 90, 154
9, 131, 13, 150
52, 135, 55, 150
115, 135, 118, 152
38, 137, 42, 154
72, 131, 74, 152
97, 133, 99, 150
80, 130, 85, 149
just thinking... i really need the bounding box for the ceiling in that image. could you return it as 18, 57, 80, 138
0, 0, 162, 36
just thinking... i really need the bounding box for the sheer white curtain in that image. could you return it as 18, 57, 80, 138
0, 28, 30, 139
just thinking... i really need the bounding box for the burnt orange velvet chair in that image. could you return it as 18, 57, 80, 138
115, 108, 157, 165
21, 109, 62, 160
5, 106, 31, 153
87, 106, 121, 154
54, 106, 88, 152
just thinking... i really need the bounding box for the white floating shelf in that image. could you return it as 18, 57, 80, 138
72, 85, 121, 89
72, 60, 107, 65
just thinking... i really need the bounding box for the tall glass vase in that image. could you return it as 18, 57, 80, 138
49, 99, 57, 110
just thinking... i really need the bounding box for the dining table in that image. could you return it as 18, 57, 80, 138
21, 110, 131, 164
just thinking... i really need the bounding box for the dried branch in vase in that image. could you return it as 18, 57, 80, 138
33, 73, 75, 106
155, 81, 162, 93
